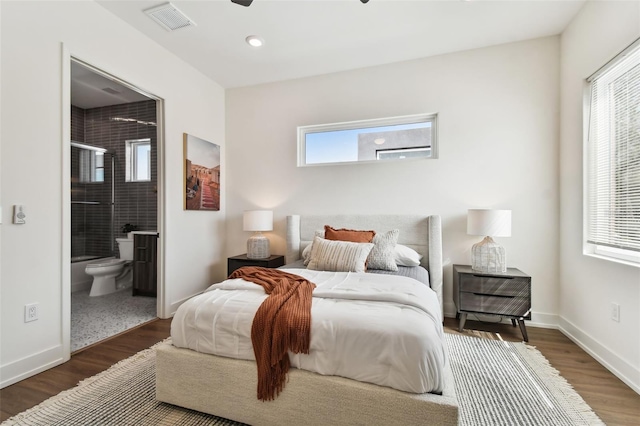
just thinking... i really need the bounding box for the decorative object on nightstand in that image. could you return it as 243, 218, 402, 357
453, 264, 531, 341
227, 254, 285, 276
467, 209, 511, 273
243, 210, 273, 259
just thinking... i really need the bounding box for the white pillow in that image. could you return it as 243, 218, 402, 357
302, 243, 313, 265
307, 237, 374, 273
302, 230, 325, 265
394, 244, 423, 267
367, 229, 399, 271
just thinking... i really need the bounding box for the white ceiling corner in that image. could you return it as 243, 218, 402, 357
78, 0, 585, 106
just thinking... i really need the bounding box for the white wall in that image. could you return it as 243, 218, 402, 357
7, 0, 635, 397
227, 37, 561, 325
0, 1, 226, 387
559, 1, 640, 393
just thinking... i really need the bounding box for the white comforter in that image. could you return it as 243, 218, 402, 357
171, 268, 447, 394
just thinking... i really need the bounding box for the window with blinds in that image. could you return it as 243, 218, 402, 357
586, 39, 640, 265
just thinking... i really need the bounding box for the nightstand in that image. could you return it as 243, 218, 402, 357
227, 254, 285, 276
453, 264, 532, 341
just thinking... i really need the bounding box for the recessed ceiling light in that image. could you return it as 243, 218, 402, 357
245, 35, 264, 48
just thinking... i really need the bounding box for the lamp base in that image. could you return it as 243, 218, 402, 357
471, 236, 506, 273
247, 232, 270, 259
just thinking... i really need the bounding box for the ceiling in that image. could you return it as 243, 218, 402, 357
71, 61, 152, 109
75, 0, 585, 108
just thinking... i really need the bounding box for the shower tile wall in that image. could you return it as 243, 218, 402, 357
71, 106, 84, 142
71, 101, 157, 259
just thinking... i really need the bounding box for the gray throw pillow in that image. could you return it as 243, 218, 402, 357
367, 229, 399, 272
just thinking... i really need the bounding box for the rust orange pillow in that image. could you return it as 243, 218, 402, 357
324, 225, 376, 243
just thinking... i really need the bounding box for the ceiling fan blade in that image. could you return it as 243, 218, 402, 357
231, 0, 253, 6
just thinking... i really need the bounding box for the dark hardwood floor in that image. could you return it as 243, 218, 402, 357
1, 317, 639, 425
0, 318, 171, 422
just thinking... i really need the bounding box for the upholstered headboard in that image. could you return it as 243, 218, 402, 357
285, 214, 443, 319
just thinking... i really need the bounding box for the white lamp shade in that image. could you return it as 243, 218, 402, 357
467, 209, 512, 237
243, 210, 273, 232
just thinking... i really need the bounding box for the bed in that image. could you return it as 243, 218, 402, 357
156, 214, 458, 425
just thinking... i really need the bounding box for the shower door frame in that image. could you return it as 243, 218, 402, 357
70, 141, 116, 259
61, 50, 166, 362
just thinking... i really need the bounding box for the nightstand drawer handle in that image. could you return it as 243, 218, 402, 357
472, 274, 513, 279
473, 292, 514, 298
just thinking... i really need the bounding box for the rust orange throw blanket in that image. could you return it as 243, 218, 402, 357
228, 266, 316, 401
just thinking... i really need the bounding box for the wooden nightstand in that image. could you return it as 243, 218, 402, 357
453, 264, 532, 341
227, 254, 286, 276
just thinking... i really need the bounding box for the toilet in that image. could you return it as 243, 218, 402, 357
85, 237, 134, 297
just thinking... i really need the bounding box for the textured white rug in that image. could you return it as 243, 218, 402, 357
446, 334, 604, 425
3, 334, 604, 425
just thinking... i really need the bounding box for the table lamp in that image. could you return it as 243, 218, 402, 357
467, 209, 512, 273
243, 210, 273, 259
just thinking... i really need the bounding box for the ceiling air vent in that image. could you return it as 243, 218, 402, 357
144, 2, 196, 32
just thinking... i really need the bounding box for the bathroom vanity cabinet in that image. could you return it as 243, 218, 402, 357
133, 233, 158, 297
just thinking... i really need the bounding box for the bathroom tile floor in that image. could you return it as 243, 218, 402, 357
71, 288, 157, 352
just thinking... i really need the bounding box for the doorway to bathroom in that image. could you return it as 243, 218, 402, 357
69, 58, 161, 353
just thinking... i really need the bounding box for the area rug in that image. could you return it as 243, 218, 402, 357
2, 334, 604, 426
447, 334, 603, 425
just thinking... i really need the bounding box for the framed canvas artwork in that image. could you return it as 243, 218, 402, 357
184, 133, 220, 211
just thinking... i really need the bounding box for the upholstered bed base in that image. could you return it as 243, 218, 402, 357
156, 341, 458, 426
157, 214, 455, 425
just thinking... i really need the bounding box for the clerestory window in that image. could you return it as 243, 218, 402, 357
297, 113, 437, 167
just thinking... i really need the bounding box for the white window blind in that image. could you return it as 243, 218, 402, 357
586, 40, 640, 259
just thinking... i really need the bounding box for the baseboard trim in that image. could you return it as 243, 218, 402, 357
527, 311, 559, 329
558, 316, 640, 395
443, 301, 457, 319
0, 345, 64, 389
443, 309, 559, 330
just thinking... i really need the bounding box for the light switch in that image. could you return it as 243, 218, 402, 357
13, 205, 26, 224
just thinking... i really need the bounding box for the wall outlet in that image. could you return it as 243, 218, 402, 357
25, 303, 38, 322
611, 302, 620, 322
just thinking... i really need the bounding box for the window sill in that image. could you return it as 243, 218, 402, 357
583, 252, 640, 269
